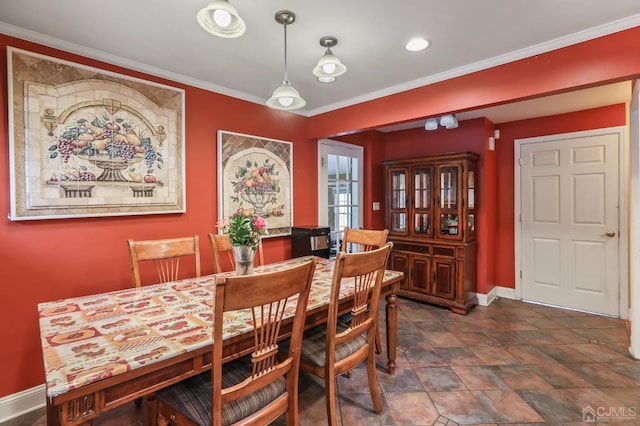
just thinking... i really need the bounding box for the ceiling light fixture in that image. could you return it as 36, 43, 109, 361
440, 114, 458, 129
266, 10, 306, 111
404, 37, 430, 52
196, 0, 246, 38
313, 36, 347, 83
425, 114, 459, 130
424, 118, 438, 130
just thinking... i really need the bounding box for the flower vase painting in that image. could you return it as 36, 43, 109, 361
218, 131, 293, 237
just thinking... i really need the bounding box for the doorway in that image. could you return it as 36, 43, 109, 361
318, 139, 364, 255
515, 127, 627, 317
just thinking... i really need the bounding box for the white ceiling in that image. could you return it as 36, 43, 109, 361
1, 1, 639, 127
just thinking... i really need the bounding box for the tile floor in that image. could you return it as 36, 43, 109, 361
7, 297, 640, 425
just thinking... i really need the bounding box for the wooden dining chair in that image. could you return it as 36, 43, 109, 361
154, 258, 317, 426
292, 242, 393, 426
341, 227, 389, 353
127, 235, 201, 288
208, 232, 264, 273
341, 227, 389, 254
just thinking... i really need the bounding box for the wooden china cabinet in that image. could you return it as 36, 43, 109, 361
383, 152, 479, 314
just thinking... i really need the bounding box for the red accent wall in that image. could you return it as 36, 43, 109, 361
0, 25, 638, 400
332, 131, 386, 230
0, 35, 314, 397
308, 26, 640, 139
379, 119, 497, 295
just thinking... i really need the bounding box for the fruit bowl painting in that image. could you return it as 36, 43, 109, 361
50, 115, 163, 182
8, 47, 185, 220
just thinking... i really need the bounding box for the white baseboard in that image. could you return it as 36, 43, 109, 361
0, 384, 45, 423
477, 286, 518, 307
476, 287, 497, 306
496, 286, 518, 300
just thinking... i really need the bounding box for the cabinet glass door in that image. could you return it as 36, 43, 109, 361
389, 169, 406, 233
467, 168, 476, 239
438, 166, 461, 238
413, 167, 431, 235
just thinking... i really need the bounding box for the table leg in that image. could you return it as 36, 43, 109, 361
46, 399, 61, 426
385, 289, 398, 375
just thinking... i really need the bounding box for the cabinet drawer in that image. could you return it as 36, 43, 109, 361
432, 246, 455, 257
392, 242, 430, 255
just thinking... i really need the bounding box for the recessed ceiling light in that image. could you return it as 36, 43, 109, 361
404, 38, 430, 52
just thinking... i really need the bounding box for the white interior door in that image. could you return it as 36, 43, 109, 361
518, 131, 620, 316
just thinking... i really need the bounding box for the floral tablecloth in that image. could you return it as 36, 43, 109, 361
38, 256, 403, 397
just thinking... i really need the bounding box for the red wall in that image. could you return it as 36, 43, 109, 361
308, 26, 640, 139
379, 119, 497, 295
333, 131, 387, 229
0, 36, 314, 397
1, 25, 639, 400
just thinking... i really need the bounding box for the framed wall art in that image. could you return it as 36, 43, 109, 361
217, 131, 293, 237
7, 47, 185, 220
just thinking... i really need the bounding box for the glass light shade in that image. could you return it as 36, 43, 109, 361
197, 0, 246, 38
440, 114, 458, 129
266, 82, 306, 111
424, 118, 438, 130
313, 52, 346, 80
317, 75, 336, 83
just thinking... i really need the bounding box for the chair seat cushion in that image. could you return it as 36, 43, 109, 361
155, 358, 286, 426
298, 322, 367, 367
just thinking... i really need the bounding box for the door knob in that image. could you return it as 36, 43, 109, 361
600, 231, 616, 238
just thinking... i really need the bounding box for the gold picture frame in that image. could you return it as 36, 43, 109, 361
217, 130, 293, 237
7, 47, 185, 220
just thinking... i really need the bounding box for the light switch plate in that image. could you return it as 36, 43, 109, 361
373, 202, 380, 211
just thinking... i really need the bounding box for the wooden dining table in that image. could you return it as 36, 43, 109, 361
38, 256, 404, 426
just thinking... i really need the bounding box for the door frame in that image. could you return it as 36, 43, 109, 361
317, 138, 364, 236
514, 126, 628, 318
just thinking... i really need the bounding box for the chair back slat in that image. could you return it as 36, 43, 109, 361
341, 227, 389, 253
127, 236, 200, 288
327, 243, 393, 350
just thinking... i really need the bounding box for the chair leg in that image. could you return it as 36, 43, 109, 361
325, 376, 338, 426
366, 352, 382, 413
375, 321, 382, 354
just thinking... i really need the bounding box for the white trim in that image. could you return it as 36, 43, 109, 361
3, 15, 640, 118
0, 384, 45, 423
629, 80, 640, 358
496, 286, 518, 300
307, 14, 640, 116
0, 22, 276, 113
514, 126, 628, 318
476, 288, 497, 306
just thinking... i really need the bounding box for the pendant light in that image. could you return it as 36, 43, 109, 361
197, 0, 246, 38
266, 10, 306, 111
313, 36, 347, 83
